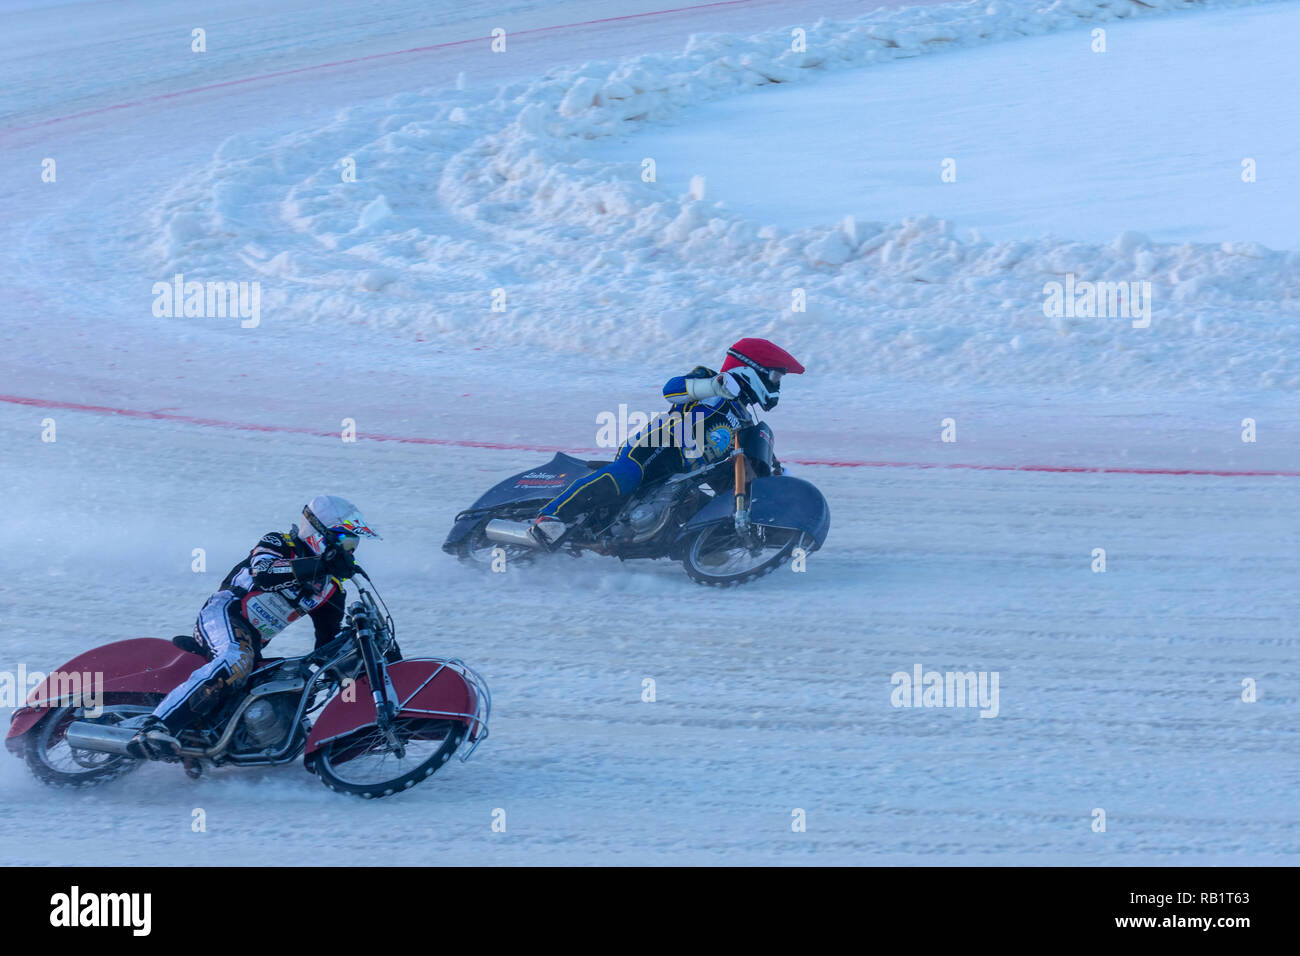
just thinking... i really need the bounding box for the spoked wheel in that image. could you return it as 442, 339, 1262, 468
455, 519, 539, 569
313, 717, 466, 799
682, 523, 810, 587
24, 701, 153, 788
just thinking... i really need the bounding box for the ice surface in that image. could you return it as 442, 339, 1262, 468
0, 0, 1297, 864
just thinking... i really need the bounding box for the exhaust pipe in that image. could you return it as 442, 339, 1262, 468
484, 519, 543, 550
65, 721, 138, 756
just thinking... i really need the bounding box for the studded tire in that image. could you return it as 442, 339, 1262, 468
311, 718, 466, 799
22, 699, 157, 789
681, 525, 810, 587
454, 517, 539, 569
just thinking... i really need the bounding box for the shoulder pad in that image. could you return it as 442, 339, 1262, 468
684, 366, 717, 379
257, 532, 289, 548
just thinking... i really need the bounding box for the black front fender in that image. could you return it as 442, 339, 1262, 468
676, 475, 830, 551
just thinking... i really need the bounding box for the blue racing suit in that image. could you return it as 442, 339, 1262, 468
538, 366, 754, 523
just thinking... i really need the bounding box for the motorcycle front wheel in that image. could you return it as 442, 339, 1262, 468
681, 523, 810, 587
311, 717, 466, 799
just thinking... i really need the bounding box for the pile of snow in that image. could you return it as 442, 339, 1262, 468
583, 3, 1300, 249
144, 0, 1300, 391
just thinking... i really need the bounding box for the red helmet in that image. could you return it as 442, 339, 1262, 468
720, 338, 804, 410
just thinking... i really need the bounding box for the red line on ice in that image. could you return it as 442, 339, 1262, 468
0, 0, 762, 135
4, 393, 1296, 478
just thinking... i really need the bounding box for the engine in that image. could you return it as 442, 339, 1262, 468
616, 482, 680, 542
238, 695, 296, 750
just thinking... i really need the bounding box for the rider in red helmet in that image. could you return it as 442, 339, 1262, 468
717, 337, 806, 412
532, 338, 804, 548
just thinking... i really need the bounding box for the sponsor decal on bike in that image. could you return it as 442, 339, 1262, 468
516, 470, 567, 487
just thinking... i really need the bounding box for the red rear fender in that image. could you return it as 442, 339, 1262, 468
6, 638, 206, 741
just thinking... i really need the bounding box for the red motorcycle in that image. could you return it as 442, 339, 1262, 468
6, 581, 490, 798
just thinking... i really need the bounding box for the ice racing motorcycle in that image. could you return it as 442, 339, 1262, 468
443, 421, 830, 586
7, 579, 490, 799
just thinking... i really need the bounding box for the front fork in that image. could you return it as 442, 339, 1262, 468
354, 612, 404, 758
731, 436, 758, 548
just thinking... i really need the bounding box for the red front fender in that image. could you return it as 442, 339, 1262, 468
7, 638, 206, 744
305, 658, 490, 759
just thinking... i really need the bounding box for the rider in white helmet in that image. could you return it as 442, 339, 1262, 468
129, 496, 380, 759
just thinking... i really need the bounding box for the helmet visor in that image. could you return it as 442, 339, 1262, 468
331, 530, 361, 552
758, 368, 784, 394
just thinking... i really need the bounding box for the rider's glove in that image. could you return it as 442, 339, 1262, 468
322, 545, 359, 580
683, 372, 740, 401
289, 556, 325, 585
714, 373, 741, 399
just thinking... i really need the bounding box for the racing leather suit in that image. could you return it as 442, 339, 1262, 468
152, 531, 346, 733
538, 366, 755, 523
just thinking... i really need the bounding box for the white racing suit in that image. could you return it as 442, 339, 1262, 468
152, 531, 345, 732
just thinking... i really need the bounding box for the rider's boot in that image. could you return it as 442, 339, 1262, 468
126, 715, 182, 760
530, 515, 568, 551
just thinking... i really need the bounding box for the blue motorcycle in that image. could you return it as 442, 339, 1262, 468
442, 422, 830, 587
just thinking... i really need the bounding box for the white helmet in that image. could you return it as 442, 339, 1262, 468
296, 495, 381, 556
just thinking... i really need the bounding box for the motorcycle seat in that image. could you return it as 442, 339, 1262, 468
584, 460, 613, 470
172, 634, 209, 658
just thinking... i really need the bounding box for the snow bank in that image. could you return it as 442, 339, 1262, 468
145, 0, 1300, 391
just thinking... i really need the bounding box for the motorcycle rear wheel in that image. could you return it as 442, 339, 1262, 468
455, 518, 539, 569
24, 700, 154, 788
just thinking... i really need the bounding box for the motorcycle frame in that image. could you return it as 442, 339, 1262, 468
213, 588, 489, 765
